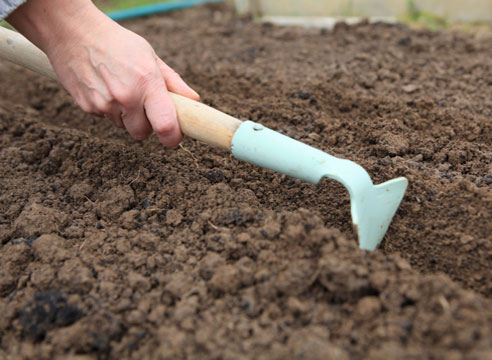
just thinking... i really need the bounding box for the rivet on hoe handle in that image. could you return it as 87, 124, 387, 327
0, 26, 408, 250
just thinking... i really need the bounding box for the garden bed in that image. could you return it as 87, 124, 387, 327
1, 3, 492, 358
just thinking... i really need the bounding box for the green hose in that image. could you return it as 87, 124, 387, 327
106, 0, 224, 21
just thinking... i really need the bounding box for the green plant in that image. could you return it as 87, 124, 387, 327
402, 0, 448, 31
1, 21, 14, 29
340, 0, 354, 17
407, 0, 420, 20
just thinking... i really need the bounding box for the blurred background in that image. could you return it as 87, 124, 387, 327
234, 0, 492, 23
93, 0, 492, 31
3, 1, 490, 31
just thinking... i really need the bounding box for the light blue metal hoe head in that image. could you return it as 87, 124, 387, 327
231, 121, 408, 250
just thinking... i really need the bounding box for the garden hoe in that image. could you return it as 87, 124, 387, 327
0, 26, 408, 250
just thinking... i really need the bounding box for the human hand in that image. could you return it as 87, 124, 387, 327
7, 0, 199, 147
47, 18, 200, 146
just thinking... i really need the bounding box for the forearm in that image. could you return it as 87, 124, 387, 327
6, 0, 108, 55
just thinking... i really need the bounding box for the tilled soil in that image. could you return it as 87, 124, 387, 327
1, 3, 492, 359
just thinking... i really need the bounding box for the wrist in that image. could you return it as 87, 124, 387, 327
6, 0, 108, 56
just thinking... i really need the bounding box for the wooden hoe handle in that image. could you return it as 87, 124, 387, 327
0, 26, 242, 150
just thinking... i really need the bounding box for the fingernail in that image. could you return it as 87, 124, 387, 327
187, 86, 200, 99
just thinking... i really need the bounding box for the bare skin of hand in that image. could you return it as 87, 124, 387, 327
7, 0, 199, 146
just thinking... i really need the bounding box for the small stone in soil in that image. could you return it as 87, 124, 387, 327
298, 90, 311, 100
205, 169, 224, 184
483, 175, 492, 185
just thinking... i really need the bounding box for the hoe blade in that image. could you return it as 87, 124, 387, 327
348, 177, 408, 250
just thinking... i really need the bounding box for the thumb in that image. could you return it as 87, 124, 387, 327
144, 78, 183, 147
158, 59, 200, 101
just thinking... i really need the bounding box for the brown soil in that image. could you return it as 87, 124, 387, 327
1, 3, 492, 359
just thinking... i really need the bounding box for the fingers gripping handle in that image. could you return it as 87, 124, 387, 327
0, 26, 242, 150
169, 93, 241, 150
